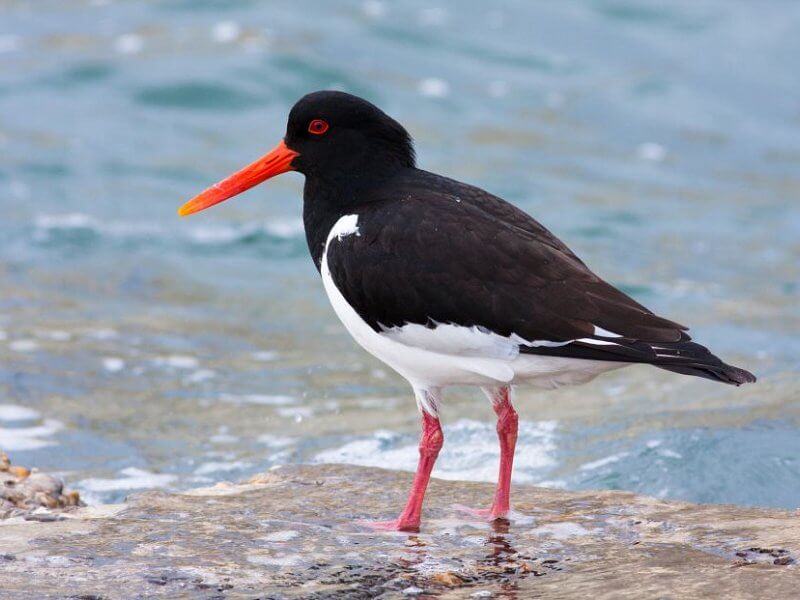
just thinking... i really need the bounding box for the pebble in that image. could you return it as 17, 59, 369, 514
430, 571, 463, 586
0, 452, 83, 518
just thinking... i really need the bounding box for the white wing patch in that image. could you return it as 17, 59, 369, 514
577, 337, 618, 346
381, 322, 574, 360
328, 213, 360, 241
593, 325, 622, 338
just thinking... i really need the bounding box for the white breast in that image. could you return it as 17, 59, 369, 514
319, 214, 626, 391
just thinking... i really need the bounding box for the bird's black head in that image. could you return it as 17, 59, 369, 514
286, 91, 415, 179
178, 91, 415, 216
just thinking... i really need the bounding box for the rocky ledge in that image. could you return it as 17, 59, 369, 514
0, 463, 798, 599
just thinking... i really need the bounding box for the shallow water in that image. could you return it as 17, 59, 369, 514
0, 1, 798, 508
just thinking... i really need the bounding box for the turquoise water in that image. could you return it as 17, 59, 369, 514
1, 1, 798, 509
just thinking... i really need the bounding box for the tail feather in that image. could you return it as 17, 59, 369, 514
657, 362, 756, 386
649, 338, 756, 386
520, 334, 757, 386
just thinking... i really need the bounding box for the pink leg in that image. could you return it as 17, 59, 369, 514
490, 387, 518, 518
360, 412, 443, 532
456, 387, 518, 520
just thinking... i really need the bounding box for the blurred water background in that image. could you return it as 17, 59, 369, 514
0, 0, 798, 509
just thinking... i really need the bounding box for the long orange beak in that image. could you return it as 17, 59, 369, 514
178, 140, 299, 217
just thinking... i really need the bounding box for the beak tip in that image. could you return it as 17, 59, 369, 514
177, 202, 195, 217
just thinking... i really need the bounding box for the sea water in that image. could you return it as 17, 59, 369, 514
0, 0, 798, 508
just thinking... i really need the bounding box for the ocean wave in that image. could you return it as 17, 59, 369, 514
30, 213, 305, 253
314, 418, 558, 484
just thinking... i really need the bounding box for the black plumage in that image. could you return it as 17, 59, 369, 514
324, 169, 754, 385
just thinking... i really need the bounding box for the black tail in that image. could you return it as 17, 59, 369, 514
520, 334, 757, 386
657, 362, 756, 386
648, 338, 756, 386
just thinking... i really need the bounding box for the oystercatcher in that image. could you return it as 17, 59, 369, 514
179, 91, 756, 532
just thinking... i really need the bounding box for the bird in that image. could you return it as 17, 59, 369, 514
178, 90, 756, 532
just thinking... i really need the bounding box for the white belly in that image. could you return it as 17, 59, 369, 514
320, 215, 625, 390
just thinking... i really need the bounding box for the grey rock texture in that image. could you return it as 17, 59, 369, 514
0, 463, 798, 598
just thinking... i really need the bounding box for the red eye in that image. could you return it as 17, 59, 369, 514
308, 119, 329, 135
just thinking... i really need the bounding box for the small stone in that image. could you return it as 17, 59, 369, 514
8, 466, 30, 480
24, 473, 63, 496
774, 556, 794, 566
34, 491, 59, 509
430, 571, 463, 587
402, 586, 424, 596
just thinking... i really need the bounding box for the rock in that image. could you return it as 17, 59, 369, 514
0, 452, 83, 518
0, 464, 798, 598
7, 466, 29, 480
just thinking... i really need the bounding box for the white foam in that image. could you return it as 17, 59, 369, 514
184, 369, 216, 384
9, 339, 38, 352
194, 461, 251, 476
102, 357, 125, 373
256, 434, 295, 448
209, 426, 238, 444
155, 355, 198, 369
87, 328, 119, 340
251, 350, 279, 362
418, 77, 450, 98
35, 329, 72, 341
33, 214, 305, 245
211, 21, 241, 44
113, 33, 144, 55
78, 467, 177, 493
265, 218, 304, 238
315, 419, 558, 484
219, 393, 295, 406
0, 419, 63, 451
0, 404, 40, 422
637, 142, 667, 162
658, 448, 683, 459
579, 452, 630, 471
276, 406, 313, 420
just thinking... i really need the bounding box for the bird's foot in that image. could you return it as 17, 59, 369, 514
453, 503, 508, 522
355, 518, 420, 533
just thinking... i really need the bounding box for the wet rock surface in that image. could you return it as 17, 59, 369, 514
0, 464, 798, 598
0, 452, 83, 521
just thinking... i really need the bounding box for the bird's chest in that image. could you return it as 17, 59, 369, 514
317, 214, 508, 388
318, 214, 384, 358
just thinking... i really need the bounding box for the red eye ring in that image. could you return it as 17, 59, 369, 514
308, 119, 329, 135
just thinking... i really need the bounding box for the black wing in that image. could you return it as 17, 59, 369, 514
326, 177, 755, 385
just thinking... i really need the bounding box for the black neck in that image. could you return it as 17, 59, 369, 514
302, 166, 409, 270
